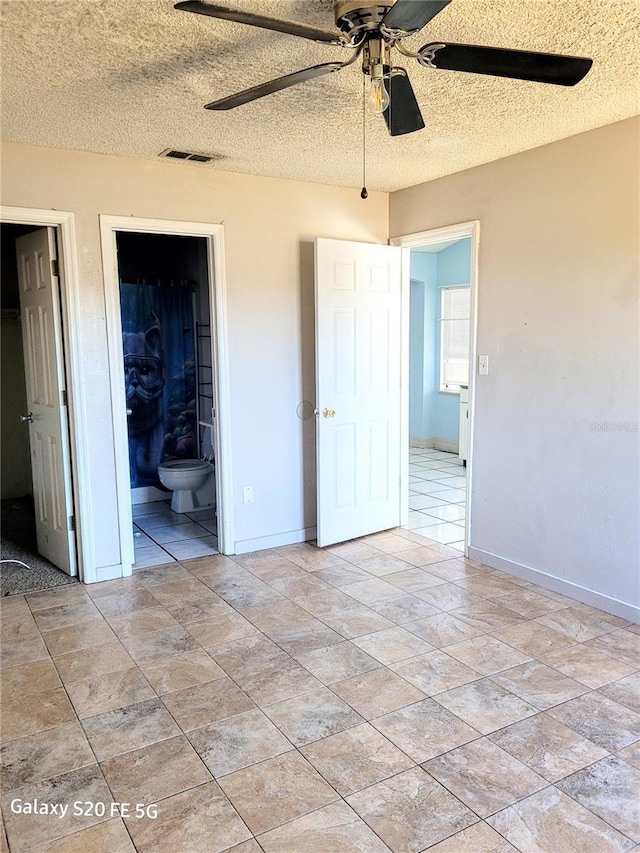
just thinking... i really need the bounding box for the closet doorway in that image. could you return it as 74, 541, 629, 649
101, 217, 232, 574
1, 207, 94, 583
1, 223, 78, 586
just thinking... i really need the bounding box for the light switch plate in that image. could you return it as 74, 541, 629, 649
478, 355, 489, 375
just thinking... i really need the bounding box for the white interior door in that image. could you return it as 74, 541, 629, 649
16, 229, 76, 575
315, 237, 403, 547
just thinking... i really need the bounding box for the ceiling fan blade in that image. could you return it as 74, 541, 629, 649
383, 72, 425, 136
175, 1, 345, 45
419, 42, 593, 86
382, 0, 452, 34
204, 62, 344, 110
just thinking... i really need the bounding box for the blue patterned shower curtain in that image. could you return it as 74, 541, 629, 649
120, 281, 197, 488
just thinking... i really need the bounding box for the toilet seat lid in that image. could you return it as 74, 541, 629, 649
158, 459, 210, 472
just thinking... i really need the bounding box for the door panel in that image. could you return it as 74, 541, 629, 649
16, 229, 76, 575
315, 238, 402, 547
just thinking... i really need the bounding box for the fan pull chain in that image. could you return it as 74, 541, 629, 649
360, 74, 368, 200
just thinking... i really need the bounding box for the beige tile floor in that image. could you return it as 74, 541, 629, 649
1, 532, 639, 852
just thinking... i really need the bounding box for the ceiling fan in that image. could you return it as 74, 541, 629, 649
175, 0, 593, 136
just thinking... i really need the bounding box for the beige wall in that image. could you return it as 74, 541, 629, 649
391, 117, 640, 615
1, 142, 388, 574
3, 122, 638, 614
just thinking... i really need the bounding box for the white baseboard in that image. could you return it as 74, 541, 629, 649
433, 438, 459, 454
131, 486, 168, 505
468, 546, 639, 624
409, 437, 435, 448
410, 436, 460, 454
234, 527, 317, 555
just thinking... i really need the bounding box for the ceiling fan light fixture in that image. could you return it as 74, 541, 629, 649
175, 0, 593, 137
363, 37, 391, 114
369, 69, 390, 113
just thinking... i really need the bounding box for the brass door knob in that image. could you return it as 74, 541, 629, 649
323, 408, 336, 418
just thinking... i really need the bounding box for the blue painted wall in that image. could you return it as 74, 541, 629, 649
409, 252, 437, 438
409, 238, 471, 442
438, 238, 472, 288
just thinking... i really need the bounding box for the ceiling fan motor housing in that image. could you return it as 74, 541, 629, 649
334, 1, 393, 36
363, 38, 392, 77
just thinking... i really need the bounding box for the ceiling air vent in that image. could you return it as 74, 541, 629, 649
159, 149, 220, 164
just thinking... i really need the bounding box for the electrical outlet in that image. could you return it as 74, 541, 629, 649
478, 355, 489, 375
243, 486, 254, 504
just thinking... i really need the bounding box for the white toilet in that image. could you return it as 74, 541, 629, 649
157, 459, 216, 513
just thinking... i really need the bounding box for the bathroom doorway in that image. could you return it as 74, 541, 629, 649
393, 221, 479, 557
406, 236, 472, 553
101, 217, 232, 574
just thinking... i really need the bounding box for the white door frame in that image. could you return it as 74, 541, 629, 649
100, 216, 233, 573
391, 221, 480, 556
1, 206, 92, 582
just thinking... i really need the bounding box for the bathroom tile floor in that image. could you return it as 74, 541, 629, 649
407, 447, 466, 550
2, 535, 638, 852
132, 505, 218, 569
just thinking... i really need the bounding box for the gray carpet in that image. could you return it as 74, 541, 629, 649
1, 496, 78, 596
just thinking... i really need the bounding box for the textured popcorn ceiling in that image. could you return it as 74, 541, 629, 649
1, 0, 639, 191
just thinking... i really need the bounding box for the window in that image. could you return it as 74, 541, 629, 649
440, 286, 470, 392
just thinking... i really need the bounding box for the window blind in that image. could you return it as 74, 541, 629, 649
440, 287, 470, 390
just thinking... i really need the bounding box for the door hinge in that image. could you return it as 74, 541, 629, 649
69, 515, 75, 532
62, 389, 68, 407
51, 258, 59, 278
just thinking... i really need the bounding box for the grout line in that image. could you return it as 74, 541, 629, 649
3, 528, 636, 852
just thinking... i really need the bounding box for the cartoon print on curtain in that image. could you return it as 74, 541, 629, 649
120, 280, 197, 487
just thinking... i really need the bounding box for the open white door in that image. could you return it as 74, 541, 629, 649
315, 237, 402, 547
16, 229, 76, 576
